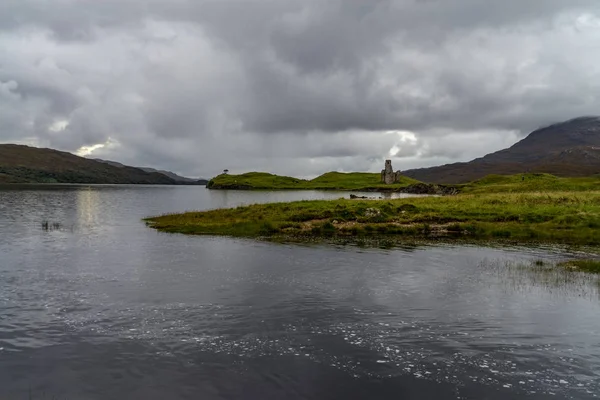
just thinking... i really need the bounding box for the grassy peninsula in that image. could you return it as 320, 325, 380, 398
147, 173, 600, 247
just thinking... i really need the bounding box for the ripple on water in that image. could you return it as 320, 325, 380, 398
47, 298, 600, 398
2, 185, 600, 400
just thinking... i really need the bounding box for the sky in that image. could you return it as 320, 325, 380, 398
1, 0, 599, 179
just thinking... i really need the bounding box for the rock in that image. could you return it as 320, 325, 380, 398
365, 208, 381, 217
398, 183, 459, 195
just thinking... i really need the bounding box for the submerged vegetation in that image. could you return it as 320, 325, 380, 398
484, 258, 600, 300
147, 173, 600, 247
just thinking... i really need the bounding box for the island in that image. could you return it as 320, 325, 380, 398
206, 162, 457, 195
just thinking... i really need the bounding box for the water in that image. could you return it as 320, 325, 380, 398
0, 185, 599, 400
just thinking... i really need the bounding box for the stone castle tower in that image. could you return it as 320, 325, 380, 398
381, 160, 402, 184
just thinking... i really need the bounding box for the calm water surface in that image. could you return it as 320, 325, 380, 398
0, 185, 599, 399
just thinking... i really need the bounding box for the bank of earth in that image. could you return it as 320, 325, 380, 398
147, 173, 600, 248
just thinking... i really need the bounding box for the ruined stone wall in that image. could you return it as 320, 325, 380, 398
381, 160, 401, 184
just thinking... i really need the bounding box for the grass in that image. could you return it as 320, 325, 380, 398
461, 173, 600, 194
206, 171, 600, 194
146, 183, 600, 246
206, 171, 421, 191
484, 258, 600, 300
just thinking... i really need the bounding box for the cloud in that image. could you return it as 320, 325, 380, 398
0, 0, 599, 178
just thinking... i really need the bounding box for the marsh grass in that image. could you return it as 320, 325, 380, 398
558, 259, 600, 274
484, 258, 600, 299
41, 221, 62, 231
23, 386, 68, 400
146, 189, 600, 246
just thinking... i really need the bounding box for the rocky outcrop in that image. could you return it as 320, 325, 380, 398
398, 183, 459, 195
206, 180, 253, 190
381, 160, 402, 184
351, 184, 459, 196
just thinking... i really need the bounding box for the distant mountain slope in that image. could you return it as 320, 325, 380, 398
139, 167, 207, 184
94, 159, 208, 184
404, 117, 600, 184
0, 144, 183, 184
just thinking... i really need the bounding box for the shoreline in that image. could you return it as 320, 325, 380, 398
207, 182, 459, 195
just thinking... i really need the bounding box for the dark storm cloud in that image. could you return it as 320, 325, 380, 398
0, 0, 599, 177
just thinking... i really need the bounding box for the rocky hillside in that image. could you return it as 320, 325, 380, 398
0, 144, 190, 184
404, 117, 600, 184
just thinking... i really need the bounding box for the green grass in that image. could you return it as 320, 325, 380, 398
461, 173, 600, 194
145, 189, 600, 246
206, 171, 420, 191
207, 171, 600, 194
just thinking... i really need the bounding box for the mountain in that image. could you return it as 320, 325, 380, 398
139, 167, 207, 184
0, 144, 197, 184
94, 159, 208, 184
403, 117, 600, 184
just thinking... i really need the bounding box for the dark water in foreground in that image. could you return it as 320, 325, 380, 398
0, 185, 599, 400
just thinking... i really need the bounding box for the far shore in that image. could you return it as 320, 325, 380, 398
205, 171, 458, 195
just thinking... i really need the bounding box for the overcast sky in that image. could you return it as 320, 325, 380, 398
1, 0, 599, 178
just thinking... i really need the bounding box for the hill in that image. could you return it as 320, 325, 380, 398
139, 167, 208, 185
94, 159, 208, 184
403, 117, 600, 184
0, 144, 193, 184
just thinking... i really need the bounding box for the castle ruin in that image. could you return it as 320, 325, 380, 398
381, 160, 402, 184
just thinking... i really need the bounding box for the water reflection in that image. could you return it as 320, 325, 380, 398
76, 187, 100, 228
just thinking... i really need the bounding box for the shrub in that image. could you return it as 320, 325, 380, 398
376, 225, 389, 234
446, 223, 463, 233
492, 230, 511, 238
258, 222, 279, 235
422, 223, 432, 235
397, 204, 418, 213
321, 222, 336, 236
380, 202, 394, 214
